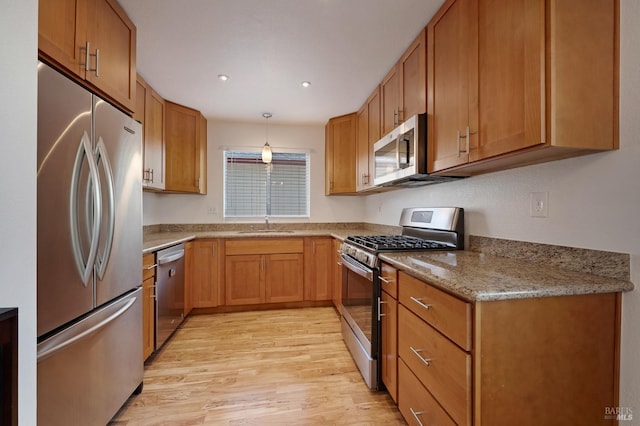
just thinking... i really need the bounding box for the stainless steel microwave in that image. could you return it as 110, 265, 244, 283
373, 114, 459, 187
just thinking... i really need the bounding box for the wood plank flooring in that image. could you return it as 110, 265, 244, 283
110, 307, 406, 425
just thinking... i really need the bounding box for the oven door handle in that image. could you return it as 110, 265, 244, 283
340, 253, 374, 281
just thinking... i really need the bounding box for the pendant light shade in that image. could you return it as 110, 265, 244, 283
262, 113, 273, 163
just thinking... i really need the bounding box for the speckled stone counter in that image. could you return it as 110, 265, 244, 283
379, 251, 634, 302
142, 225, 396, 254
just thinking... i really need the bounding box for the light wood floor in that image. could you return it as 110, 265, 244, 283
110, 307, 406, 425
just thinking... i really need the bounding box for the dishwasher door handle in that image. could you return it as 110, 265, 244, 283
157, 249, 185, 265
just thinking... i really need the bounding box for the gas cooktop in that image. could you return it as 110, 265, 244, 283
344, 235, 453, 252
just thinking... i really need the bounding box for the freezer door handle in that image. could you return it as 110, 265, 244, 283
70, 131, 102, 285
37, 294, 137, 362
94, 137, 115, 280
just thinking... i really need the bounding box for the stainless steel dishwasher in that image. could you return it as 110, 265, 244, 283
155, 243, 185, 350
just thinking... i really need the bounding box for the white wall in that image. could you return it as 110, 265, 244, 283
143, 119, 364, 225
365, 0, 640, 415
0, 0, 38, 424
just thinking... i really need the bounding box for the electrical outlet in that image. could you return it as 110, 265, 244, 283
530, 192, 548, 217
207, 207, 216, 215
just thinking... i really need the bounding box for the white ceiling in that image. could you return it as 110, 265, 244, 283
119, 0, 445, 125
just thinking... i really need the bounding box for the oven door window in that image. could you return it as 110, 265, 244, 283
341, 258, 375, 355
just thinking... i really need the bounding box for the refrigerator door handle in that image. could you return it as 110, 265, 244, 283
94, 137, 115, 280
70, 131, 102, 285
37, 294, 137, 362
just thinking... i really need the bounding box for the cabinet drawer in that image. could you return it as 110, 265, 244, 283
398, 359, 456, 426
225, 238, 304, 255
380, 262, 398, 298
399, 305, 471, 426
399, 271, 471, 350
142, 253, 155, 281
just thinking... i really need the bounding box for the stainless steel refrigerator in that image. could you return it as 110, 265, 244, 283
36, 62, 143, 426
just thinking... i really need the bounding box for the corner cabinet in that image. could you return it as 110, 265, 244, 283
303, 237, 333, 301
225, 239, 304, 305
136, 76, 166, 190
325, 113, 357, 195
427, 0, 618, 176
165, 101, 207, 194
190, 239, 224, 308
38, 0, 137, 113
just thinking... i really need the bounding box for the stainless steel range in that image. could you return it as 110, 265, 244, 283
339, 207, 464, 390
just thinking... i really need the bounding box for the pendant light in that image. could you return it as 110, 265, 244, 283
261, 112, 273, 163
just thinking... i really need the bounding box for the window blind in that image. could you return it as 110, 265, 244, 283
224, 151, 310, 217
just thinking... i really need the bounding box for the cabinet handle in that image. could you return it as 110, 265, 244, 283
398, 109, 403, 123
313, 241, 316, 254
336, 261, 342, 266
93, 48, 100, 77
149, 168, 154, 183
144, 263, 158, 270
393, 110, 398, 126
377, 297, 387, 321
410, 346, 432, 367
82, 42, 91, 72
466, 126, 476, 155
379, 276, 394, 284
409, 296, 432, 311
409, 408, 426, 426
211, 245, 216, 257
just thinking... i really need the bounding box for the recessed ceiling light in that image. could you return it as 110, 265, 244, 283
301, 81, 311, 88
217, 74, 230, 81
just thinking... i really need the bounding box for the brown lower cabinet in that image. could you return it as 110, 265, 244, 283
303, 237, 333, 301
141, 253, 156, 360
224, 239, 304, 305
385, 266, 622, 426
190, 239, 224, 308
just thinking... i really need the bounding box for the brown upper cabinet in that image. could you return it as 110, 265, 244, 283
356, 87, 382, 192
325, 113, 357, 195
136, 76, 166, 190
38, 0, 137, 113
164, 101, 207, 194
381, 29, 427, 135
427, 0, 619, 175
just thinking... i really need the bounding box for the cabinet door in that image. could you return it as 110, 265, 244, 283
133, 77, 146, 124
380, 290, 398, 403
266, 254, 304, 303
85, 0, 136, 112
144, 86, 166, 190
470, 0, 544, 161
142, 253, 155, 360
38, 0, 87, 78
367, 87, 381, 174
304, 238, 333, 301
332, 239, 343, 314
400, 29, 427, 121
381, 66, 400, 135
184, 242, 193, 316
165, 101, 203, 193
325, 113, 357, 194
191, 240, 223, 308
225, 255, 263, 305
356, 103, 370, 191
427, 0, 472, 173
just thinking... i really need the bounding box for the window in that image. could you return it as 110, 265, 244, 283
224, 150, 310, 218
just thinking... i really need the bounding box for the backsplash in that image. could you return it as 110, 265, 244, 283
469, 235, 630, 281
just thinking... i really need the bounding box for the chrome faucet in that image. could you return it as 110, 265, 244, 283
264, 216, 269, 230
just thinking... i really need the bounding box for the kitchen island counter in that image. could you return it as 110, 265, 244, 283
379, 250, 634, 302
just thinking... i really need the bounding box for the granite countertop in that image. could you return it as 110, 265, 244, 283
142, 228, 378, 253
379, 251, 634, 302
